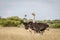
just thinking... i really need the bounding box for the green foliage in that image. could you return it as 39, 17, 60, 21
0, 16, 23, 27
51, 23, 60, 28
47, 20, 60, 28
0, 16, 60, 28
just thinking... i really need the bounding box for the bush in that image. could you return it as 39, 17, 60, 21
0, 16, 23, 27
50, 23, 60, 28
2, 20, 22, 27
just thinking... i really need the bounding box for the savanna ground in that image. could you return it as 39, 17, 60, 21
0, 27, 60, 40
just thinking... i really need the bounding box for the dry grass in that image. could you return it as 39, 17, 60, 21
0, 27, 60, 40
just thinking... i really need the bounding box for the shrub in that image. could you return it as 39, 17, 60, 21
50, 23, 60, 28
0, 16, 23, 27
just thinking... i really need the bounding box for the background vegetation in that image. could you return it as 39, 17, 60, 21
0, 16, 60, 28
0, 16, 23, 27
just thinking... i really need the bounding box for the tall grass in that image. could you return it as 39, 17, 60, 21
0, 27, 60, 40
